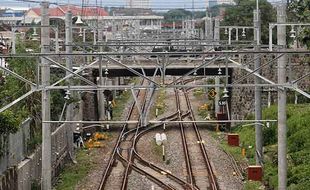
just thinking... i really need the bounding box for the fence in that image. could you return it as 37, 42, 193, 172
0, 167, 17, 190
0, 123, 72, 189
0, 118, 31, 175
16, 123, 69, 190
0, 102, 82, 189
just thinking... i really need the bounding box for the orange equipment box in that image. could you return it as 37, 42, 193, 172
247, 165, 263, 181
227, 133, 239, 146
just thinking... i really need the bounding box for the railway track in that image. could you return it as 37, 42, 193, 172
174, 84, 220, 190
98, 79, 147, 190
99, 80, 189, 190
99, 77, 220, 190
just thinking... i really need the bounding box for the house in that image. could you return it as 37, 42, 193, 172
24, 5, 109, 24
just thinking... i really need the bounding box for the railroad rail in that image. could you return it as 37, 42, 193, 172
172, 79, 220, 190
99, 80, 184, 190
99, 77, 220, 190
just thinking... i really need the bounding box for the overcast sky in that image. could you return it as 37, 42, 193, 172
0, 0, 282, 10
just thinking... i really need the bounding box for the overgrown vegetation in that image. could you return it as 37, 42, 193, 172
222, 104, 310, 189
0, 38, 66, 155
112, 90, 131, 121
288, 0, 310, 48
55, 149, 96, 190
152, 88, 166, 117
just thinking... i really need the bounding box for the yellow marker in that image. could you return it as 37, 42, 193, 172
216, 124, 220, 132
242, 148, 246, 157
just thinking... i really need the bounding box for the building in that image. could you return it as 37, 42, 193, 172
23, 5, 109, 24
0, 8, 26, 25
111, 7, 153, 16
126, 0, 150, 9
217, 0, 234, 5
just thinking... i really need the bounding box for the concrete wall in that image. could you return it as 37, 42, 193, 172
0, 118, 31, 175
0, 100, 83, 189
16, 123, 69, 190
230, 55, 310, 121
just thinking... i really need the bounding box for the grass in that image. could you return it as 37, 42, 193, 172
55, 149, 96, 190
112, 90, 131, 121
151, 88, 166, 118
218, 104, 310, 189
244, 181, 263, 190
193, 88, 204, 98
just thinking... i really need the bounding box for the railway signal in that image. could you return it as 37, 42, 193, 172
208, 88, 217, 99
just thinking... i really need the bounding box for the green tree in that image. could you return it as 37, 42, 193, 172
164, 9, 192, 23
0, 38, 65, 137
221, 0, 276, 44
289, 0, 310, 48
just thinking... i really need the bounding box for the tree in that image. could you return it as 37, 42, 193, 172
289, 0, 310, 48
163, 9, 192, 23
221, 0, 276, 44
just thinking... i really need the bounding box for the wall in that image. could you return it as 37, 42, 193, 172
230, 55, 310, 121
0, 100, 82, 189
0, 118, 31, 175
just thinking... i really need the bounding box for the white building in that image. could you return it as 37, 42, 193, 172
126, 0, 150, 9
217, 0, 235, 5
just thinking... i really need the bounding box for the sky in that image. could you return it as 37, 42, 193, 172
0, 0, 283, 11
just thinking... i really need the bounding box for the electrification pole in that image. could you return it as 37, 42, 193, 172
41, 2, 51, 190
215, 77, 220, 114
98, 24, 106, 122
65, 11, 74, 159
214, 18, 220, 42
277, 3, 288, 190
254, 7, 263, 164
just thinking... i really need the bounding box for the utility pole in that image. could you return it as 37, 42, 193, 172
228, 28, 232, 45
11, 28, 16, 54
55, 28, 59, 53
254, 8, 263, 164
98, 23, 106, 122
277, 3, 288, 190
41, 2, 51, 190
213, 18, 221, 114
65, 11, 74, 159
215, 77, 220, 114
214, 18, 220, 42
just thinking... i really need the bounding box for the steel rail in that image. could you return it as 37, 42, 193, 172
117, 151, 176, 190
223, 150, 244, 181
133, 112, 198, 190
182, 86, 219, 190
119, 79, 150, 190
175, 88, 196, 190
98, 79, 145, 190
